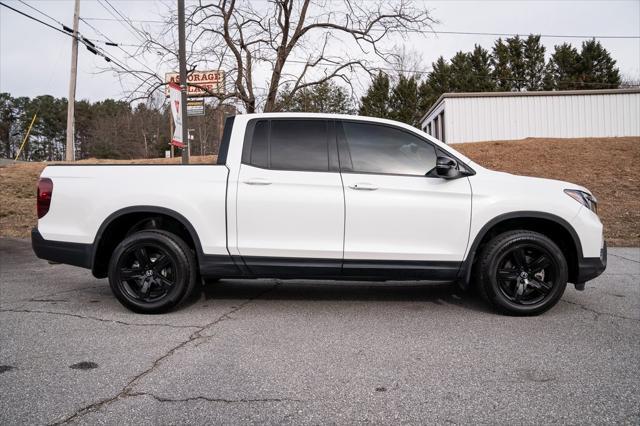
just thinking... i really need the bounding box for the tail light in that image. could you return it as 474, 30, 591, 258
37, 178, 53, 219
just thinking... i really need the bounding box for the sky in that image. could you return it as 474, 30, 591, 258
1, 0, 639, 105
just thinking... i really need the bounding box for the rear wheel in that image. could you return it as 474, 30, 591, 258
108, 230, 197, 314
476, 230, 568, 315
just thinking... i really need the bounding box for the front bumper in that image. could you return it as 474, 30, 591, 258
31, 228, 93, 269
575, 241, 607, 284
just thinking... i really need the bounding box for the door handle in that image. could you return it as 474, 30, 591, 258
348, 183, 378, 191
243, 178, 272, 185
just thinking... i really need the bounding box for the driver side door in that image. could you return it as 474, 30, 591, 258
338, 120, 472, 279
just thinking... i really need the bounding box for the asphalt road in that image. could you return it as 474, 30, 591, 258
0, 238, 638, 425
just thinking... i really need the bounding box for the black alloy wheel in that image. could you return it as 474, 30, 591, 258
108, 230, 197, 314
476, 230, 568, 315
495, 244, 557, 305
116, 243, 177, 303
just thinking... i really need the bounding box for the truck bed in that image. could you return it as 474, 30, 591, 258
37, 164, 230, 256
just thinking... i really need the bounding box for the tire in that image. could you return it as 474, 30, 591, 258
108, 230, 197, 314
476, 230, 568, 316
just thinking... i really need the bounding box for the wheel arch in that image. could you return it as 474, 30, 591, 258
91, 206, 204, 278
459, 211, 584, 288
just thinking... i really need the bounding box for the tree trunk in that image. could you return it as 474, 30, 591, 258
245, 100, 256, 113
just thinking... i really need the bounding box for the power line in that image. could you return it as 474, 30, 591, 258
0, 1, 150, 85
98, 0, 147, 44
79, 16, 163, 98
15, 1, 165, 97
428, 30, 640, 40
5, 2, 634, 96
18, 0, 638, 41
80, 17, 165, 24
1, 1, 75, 38
17, 0, 65, 27
15, 0, 146, 48
79, 17, 160, 76
79, 16, 640, 39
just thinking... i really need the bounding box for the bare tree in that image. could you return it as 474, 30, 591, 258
620, 74, 640, 89
126, 0, 436, 112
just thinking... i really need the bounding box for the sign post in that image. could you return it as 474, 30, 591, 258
177, 0, 189, 164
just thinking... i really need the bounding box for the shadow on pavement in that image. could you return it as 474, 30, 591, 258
192, 279, 493, 314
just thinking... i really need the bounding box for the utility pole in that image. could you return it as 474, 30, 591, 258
178, 0, 190, 164
65, 0, 80, 162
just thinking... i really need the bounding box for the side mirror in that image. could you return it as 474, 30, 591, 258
435, 155, 461, 179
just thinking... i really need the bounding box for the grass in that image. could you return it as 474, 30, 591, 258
1, 137, 638, 245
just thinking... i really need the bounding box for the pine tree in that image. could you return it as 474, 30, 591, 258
389, 74, 419, 126
419, 56, 452, 114
29, 95, 66, 161
275, 83, 297, 112
469, 45, 496, 92
277, 81, 354, 113
0, 93, 17, 158
506, 35, 526, 91
450, 51, 474, 92
523, 35, 546, 90
577, 39, 621, 89
359, 72, 391, 118
314, 81, 354, 113
542, 62, 556, 91
491, 38, 512, 91
545, 43, 581, 90
417, 80, 432, 121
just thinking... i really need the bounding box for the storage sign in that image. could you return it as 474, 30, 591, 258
165, 71, 224, 97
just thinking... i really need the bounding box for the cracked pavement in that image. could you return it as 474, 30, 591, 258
0, 238, 638, 425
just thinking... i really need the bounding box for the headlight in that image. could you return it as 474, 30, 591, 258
564, 189, 598, 214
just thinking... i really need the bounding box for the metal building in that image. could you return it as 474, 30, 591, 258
420, 88, 640, 144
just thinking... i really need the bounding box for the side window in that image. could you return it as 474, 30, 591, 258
249, 120, 269, 168
341, 122, 437, 176
269, 120, 329, 172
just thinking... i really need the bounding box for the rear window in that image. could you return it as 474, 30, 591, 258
246, 119, 330, 172
249, 120, 269, 168
269, 120, 328, 171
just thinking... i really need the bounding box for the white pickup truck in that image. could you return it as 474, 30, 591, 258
32, 113, 606, 315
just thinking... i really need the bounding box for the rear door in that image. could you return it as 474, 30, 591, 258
235, 119, 344, 276
338, 120, 472, 279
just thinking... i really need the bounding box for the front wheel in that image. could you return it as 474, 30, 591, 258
108, 230, 197, 314
476, 230, 568, 316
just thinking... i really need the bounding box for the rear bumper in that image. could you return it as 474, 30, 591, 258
575, 241, 607, 283
31, 228, 93, 269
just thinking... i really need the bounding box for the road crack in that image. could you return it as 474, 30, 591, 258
608, 252, 640, 264
24, 284, 107, 300
561, 300, 639, 322
127, 391, 301, 404
48, 283, 280, 425
0, 308, 202, 330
